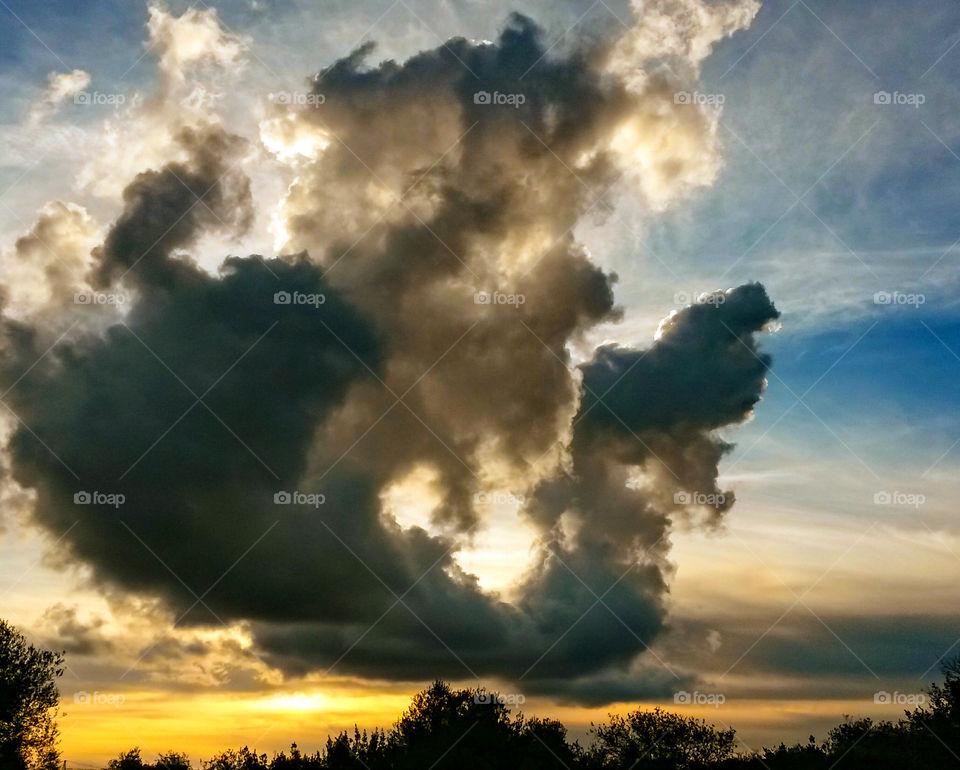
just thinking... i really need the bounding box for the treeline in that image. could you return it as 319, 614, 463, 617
102, 662, 960, 770
4, 617, 959, 770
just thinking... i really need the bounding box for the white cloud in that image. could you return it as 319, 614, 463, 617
26, 69, 91, 124
147, 4, 248, 85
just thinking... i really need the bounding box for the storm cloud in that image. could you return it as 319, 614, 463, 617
0, 0, 773, 702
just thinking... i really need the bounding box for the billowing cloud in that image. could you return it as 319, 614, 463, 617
76, 4, 251, 200
610, 0, 760, 76
0, 1, 772, 703
0, 200, 100, 323
146, 3, 248, 86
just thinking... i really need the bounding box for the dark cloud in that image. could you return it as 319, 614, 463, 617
0, 11, 771, 703
92, 126, 253, 291
661, 612, 960, 701
579, 284, 778, 440
526, 284, 778, 573
520, 667, 693, 707
3, 124, 381, 627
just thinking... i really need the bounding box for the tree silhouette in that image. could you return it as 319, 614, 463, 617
386, 680, 516, 769
107, 748, 148, 769
105, 747, 192, 769
157, 751, 192, 770
0, 620, 63, 770
514, 716, 582, 769
589, 707, 736, 768
203, 746, 270, 769
910, 654, 960, 758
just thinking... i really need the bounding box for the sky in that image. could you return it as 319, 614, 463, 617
1, 0, 960, 766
